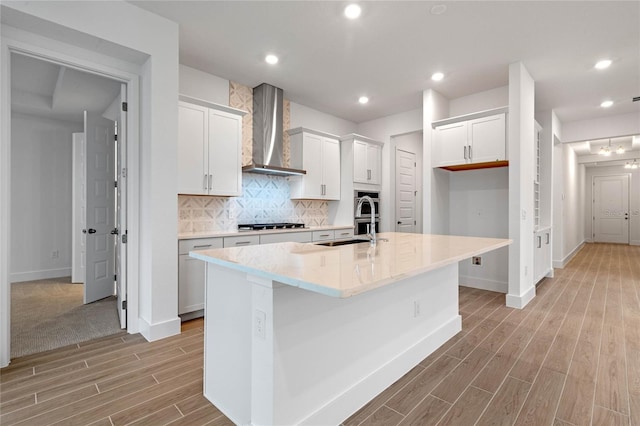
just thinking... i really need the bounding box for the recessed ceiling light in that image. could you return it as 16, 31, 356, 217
344, 4, 361, 19
431, 72, 444, 81
430, 4, 447, 15
265, 54, 279, 65
601, 100, 613, 108
358, 96, 369, 104
595, 59, 612, 70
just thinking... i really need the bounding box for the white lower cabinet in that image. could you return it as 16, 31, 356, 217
178, 228, 353, 316
533, 228, 552, 284
178, 238, 222, 315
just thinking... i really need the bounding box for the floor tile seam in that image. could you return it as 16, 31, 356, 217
593, 403, 632, 418
589, 249, 610, 426
48, 371, 202, 426
8, 348, 190, 400
461, 298, 505, 335
618, 248, 633, 421
381, 403, 405, 418
460, 293, 504, 319
104, 378, 203, 425
1, 358, 89, 386
510, 367, 566, 426
399, 392, 450, 425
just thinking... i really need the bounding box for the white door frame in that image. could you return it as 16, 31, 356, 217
592, 174, 630, 243
390, 130, 423, 234
1, 35, 141, 367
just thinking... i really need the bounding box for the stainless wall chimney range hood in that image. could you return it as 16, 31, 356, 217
242, 83, 306, 176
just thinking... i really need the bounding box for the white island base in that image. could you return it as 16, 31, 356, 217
204, 262, 461, 426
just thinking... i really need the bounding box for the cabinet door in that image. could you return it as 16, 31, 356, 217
301, 133, 324, 198
322, 137, 341, 200
432, 121, 468, 167
209, 109, 242, 196
353, 140, 369, 183
178, 255, 205, 314
468, 113, 506, 164
178, 102, 209, 195
366, 143, 382, 185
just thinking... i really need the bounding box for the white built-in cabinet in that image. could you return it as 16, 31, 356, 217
178, 95, 246, 196
432, 109, 507, 169
288, 127, 341, 200
533, 121, 553, 284
352, 138, 382, 185
178, 227, 353, 316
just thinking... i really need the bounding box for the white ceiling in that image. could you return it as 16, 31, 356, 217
11, 53, 122, 123
130, 1, 640, 124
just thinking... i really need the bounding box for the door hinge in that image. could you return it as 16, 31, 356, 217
121, 168, 127, 178
114, 181, 118, 188
414, 190, 417, 196
114, 134, 118, 141
114, 274, 117, 281
414, 220, 417, 225
122, 300, 127, 310
111, 228, 119, 235
122, 232, 128, 244
414, 162, 416, 167
122, 102, 128, 112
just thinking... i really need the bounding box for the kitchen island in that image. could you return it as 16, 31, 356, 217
190, 232, 511, 425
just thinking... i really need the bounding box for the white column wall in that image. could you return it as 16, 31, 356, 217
507, 62, 536, 309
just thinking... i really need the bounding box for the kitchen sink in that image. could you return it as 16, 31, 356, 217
317, 239, 371, 247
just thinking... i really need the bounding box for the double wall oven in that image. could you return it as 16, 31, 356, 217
354, 190, 380, 235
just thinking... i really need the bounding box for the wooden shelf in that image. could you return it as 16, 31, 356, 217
438, 160, 509, 172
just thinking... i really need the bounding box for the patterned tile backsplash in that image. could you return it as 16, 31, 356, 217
178, 174, 328, 233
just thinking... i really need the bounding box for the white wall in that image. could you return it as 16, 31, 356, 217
356, 108, 423, 232
562, 111, 640, 143
450, 168, 509, 292
449, 86, 509, 117
290, 102, 357, 137
585, 166, 640, 246
10, 113, 81, 281
179, 64, 229, 105
2, 1, 181, 351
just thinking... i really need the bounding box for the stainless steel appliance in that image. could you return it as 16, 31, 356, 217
354, 191, 379, 218
354, 191, 380, 236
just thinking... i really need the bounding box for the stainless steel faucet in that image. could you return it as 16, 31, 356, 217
356, 195, 377, 245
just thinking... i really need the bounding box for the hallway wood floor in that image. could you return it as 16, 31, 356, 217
0, 243, 638, 425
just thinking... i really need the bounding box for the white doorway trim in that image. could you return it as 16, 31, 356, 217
592, 174, 630, 244
390, 130, 423, 234
1, 34, 141, 367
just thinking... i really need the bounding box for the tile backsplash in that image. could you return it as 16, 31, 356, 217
178, 174, 328, 233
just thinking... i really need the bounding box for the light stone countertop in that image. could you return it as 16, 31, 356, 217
190, 232, 511, 298
178, 225, 354, 240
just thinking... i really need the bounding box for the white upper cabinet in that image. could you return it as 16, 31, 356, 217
432, 109, 507, 169
178, 96, 246, 196
288, 127, 341, 200
342, 134, 383, 186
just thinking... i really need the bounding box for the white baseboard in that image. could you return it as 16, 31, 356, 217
139, 316, 181, 342
506, 285, 536, 309
631, 240, 640, 246
10, 267, 71, 283
552, 241, 585, 269
459, 275, 507, 293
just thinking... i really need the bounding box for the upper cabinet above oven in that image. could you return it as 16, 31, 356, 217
340, 134, 383, 187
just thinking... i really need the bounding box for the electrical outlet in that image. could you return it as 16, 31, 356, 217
51, 250, 59, 259
254, 309, 266, 339
413, 300, 420, 317
472, 256, 482, 266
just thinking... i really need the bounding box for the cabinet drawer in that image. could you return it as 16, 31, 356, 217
334, 229, 354, 240
312, 230, 335, 241
178, 237, 223, 255
260, 231, 312, 245
223, 235, 260, 248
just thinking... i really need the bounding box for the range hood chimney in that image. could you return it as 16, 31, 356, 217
242, 83, 306, 176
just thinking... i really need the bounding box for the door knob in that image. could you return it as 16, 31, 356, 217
84, 228, 97, 234
397, 221, 402, 224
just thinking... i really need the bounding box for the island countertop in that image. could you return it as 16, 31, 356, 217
190, 232, 511, 298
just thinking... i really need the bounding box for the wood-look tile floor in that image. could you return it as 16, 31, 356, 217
1, 243, 638, 425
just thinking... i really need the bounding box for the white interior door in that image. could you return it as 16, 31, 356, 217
396, 149, 416, 233
593, 174, 629, 243
116, 84, 127, 328
84, 111, 116, 304
71, 132, 86, 283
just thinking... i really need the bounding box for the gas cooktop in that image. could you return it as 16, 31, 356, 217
237, 223, 306, 231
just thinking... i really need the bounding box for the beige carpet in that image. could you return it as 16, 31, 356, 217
11, 277, 122, 358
